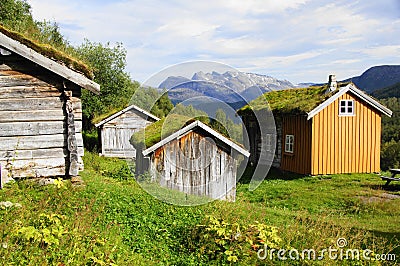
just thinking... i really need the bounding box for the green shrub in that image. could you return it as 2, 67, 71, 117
189, 215, 282, 264
381, 139, 400, 170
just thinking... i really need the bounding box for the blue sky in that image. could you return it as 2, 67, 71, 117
28, 0, 400, 84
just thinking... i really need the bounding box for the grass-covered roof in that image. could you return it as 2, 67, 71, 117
131, 114, 195, 149
238, 83, 350, 116
130, 114, 243, 150
0, 25, 93, 79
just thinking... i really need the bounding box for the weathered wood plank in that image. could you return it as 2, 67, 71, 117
0, 97, 82, 112
0, 157, 66, 178
0, 157, 65, 169
3, 166, 66, 178
0, 110, 82, 122
0, 121, 82, 137
0, 85, 61, 98
0, 97, 62, 111
0, 147, 83, 160
0, 134, 83, 151
0, 73, 51, 87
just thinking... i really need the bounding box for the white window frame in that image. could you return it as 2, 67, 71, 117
339, 100, 355, 116
264, 134, 272, 152
285, 134, 294, 153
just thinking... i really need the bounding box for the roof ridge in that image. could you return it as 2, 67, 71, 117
95, 104, 160, 127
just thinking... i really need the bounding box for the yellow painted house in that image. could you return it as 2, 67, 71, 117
238, 76, 392, 175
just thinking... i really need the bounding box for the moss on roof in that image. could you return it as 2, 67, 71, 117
131, 114, 194, 149
0, 25, 94, 79
130, 113, 243, 150
92, 107, 123, 125
238, 83, 350, 116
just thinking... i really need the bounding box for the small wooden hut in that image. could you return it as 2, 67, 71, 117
238, 77, 392, 175
0, 26, 100, 182
132, 116, 249, 201
95, 105, 160, 158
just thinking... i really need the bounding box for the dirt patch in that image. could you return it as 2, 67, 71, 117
358, 193, 400, 203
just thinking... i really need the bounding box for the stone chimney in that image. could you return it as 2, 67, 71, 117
328, 74, 337, 92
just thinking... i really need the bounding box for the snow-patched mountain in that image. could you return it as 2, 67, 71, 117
191, 71, 293, 93
158, 71, 294, 106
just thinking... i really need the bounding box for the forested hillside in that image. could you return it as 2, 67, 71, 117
375, 91, 400, 169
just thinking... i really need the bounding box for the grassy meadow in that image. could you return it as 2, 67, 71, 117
0, 152, 399, 265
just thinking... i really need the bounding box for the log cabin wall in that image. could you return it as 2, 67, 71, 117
100, 110, 153, 158
242, 113, 259, 165
280, 115, 312, 174
0, 53, 84, 179
311, 92, 381, 175
241, 112, 280, 168
149, 131, 237, 201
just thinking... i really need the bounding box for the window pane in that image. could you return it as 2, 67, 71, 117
285, 135, 294, 152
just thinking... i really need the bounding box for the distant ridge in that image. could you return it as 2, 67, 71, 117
371, 81, 400, 99
159, 71, 294, 106
343, 65, 400, 93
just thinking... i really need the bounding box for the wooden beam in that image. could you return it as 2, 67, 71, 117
64, 90, 79, 177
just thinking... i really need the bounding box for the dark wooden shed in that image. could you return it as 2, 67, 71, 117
95, 105, 159, 158
132, 117, 250, 201
0, 27, 100, 183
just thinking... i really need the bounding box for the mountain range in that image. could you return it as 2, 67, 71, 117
159, 71, 294, 105
158, 65, 400, 112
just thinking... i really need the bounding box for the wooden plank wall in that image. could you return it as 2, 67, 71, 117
149, 131, 236, 201
0, 58, 83, 178
100, 110, 153, 158
280, 115, 312, 174
311, 93, 381, 175
242, 113, 259, 165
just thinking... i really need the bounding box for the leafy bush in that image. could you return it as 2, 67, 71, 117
12, 213, 67, 248
189, 215, 282, 264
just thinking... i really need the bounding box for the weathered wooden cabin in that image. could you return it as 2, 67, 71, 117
132, 116, 250, 201
95, 105, 159, 158
0, 27, 100, 182
238, 76, 392, 175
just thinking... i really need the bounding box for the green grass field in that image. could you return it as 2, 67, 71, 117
0, 152, 399, 265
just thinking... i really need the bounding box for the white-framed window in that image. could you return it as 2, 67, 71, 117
285, 135, 294, 153
264, 134, 272, 152
339, 100, 354, 116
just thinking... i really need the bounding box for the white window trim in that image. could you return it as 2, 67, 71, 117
265, 134, 272, 152
339, 100, 355, 116
285, 134, 294, 153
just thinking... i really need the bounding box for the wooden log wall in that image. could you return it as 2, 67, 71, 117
100, 110, 153, 158
280, 115, 312, 174
149, 131, 236, 201
0, 54, 84, 179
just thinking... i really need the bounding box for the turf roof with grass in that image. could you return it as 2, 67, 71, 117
238, 83, 350, 116
130, 114, 240, 149
130, 114, 196, 149
0, 25, 93, 79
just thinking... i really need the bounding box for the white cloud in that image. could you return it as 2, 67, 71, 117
27, 0, 400, 84
361, 45, 400, 58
